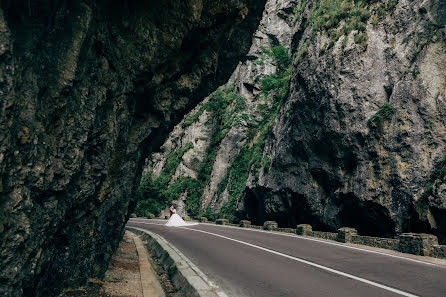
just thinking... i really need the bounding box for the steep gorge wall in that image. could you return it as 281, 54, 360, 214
142, 0, 446, 243
139, 0, 296, 220
0, 1, 266, 296
249, 0, 446, 240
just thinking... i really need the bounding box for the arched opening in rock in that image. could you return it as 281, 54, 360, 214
336, 193, 396, 238
244, 187, 331, 230
244, 188, 265, 226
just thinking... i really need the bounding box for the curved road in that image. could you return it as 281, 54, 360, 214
127, 219, 446, 297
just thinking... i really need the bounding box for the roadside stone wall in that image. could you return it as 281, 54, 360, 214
307, 231, 338, 241
351, 235, 399, 251
169, 217, 446, 260
432, 245, 446, 259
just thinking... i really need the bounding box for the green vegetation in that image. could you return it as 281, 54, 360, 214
258, 43, 291, 101
135, 85, 248, 217
294, 0, 309, 22
310, 0, 371, 49
293, 0, 400, 58
412, 66, 420, 78
216, 42, 292, 221
421, 182, 434, 199
371, 0, 398, 24
367, 103, 396, 127
135, 143, 194, 216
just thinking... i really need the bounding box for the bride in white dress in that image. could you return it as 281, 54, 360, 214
165, 205, 198, 227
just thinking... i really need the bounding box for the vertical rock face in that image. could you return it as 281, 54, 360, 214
140, 0, 296, 220
249, 0, 446, 240
0, 0, 266, 296
144, 0, 446, 244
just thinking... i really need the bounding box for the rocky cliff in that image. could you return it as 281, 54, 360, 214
0, 1, 266, 296
250, 0, 446, 241
139, 0, 297, 220
142, 0, 446, 243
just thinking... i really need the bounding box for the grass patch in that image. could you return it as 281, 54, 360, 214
310, 0, 371, 47
294, 0, 400, 56
367, 103, 396, 127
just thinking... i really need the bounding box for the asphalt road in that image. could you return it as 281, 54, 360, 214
127, 219, 446, 297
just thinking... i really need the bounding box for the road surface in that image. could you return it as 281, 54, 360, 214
127, 219, 446, 297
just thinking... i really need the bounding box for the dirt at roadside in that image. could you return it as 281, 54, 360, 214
59, 231, 143, 297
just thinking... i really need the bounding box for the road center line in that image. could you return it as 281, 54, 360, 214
178, 226, 418, 297
129, 218, 442, 268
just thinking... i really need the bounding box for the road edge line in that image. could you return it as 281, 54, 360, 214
126, 226, 227, 297
180, 227, 419, 297
130, 218, 444, 268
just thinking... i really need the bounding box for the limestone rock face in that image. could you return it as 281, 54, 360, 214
0, 0, 266, 296
248, 0, 446, 241
142, 0, 296, 218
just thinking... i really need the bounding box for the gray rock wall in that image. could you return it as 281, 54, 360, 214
142, 0, 296, 219
0, 0, 266, 296
142, 0, 445, 244
249, 0, 446, 240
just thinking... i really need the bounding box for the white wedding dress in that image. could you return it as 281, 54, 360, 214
165, 210, 198, 227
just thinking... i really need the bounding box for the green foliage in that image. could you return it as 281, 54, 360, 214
202, 207, 216, 221
139, 85, 248, 218
310, 0, 370, 46
140, 40, 290, 221
258, 43, 292, 102
183, 106, 205, 127
387, 0, 398, 11
412, 67, 420, 78
134, 143, 193, 216
421, 183, 434, 199
354, 32, 368, 44
367, 103, 396, 126
217, 42, 291, 221
294, 0, 309, 22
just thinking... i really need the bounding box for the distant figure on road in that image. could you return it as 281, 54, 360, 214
165, 205, 198, 227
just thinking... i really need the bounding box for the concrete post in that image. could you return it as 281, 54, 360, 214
239, 220, 251, 227
296, 224, 312, 236
182, 216, 191, 221
399, 233, 438, 256
216, 219, 229, 225
337, 227, 358, 243
264, 221, 278, 231
199, 217, 208, 223
148, 214, 155, 219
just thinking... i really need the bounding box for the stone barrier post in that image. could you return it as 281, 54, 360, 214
199, 217, 208, 223
296, 224, 312, 236
264, 221, 278, 231
398, 233, 438, 256
182, 216, 191, 221
337, 227, 357, 243
240, 220, 251, 227
216, 219, 229, 225
148, 214, 155, 219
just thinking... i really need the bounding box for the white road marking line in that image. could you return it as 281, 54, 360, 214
197, 223, 445, 267
176, 226, 418, 297
128, 218, 442, 268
